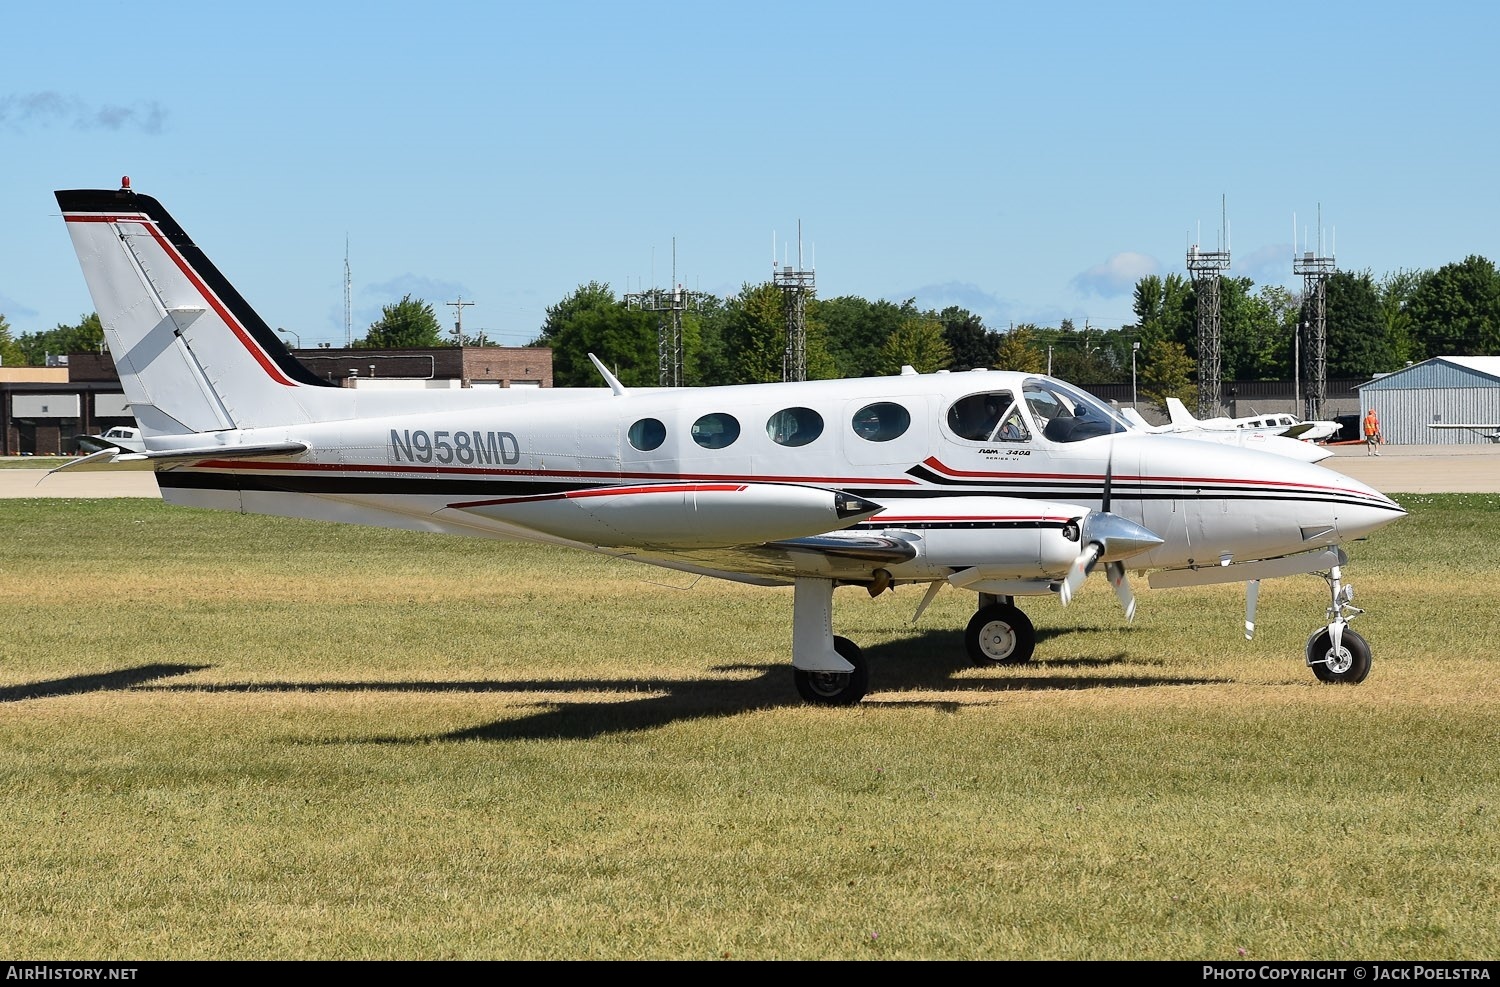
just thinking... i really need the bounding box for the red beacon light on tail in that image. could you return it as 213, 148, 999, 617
120, 176, 131, 190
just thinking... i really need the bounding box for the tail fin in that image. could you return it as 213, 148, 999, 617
1164, 397, 1198, 428
55, 182, 335, 437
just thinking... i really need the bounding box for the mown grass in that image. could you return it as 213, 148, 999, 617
0, 495, 1496, 960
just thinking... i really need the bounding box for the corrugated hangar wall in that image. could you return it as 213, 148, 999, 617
1359, 357, 1500, 444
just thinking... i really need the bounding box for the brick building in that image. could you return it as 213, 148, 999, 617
1, 345, 554, 455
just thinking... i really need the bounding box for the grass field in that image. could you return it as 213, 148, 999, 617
1, 495, 1496, 960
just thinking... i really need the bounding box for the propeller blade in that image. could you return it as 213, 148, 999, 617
1106, 560, 1136, 623
1101, 439, 1114, 513
1060, 542, 1101, 607
1245, 579, 1260, 640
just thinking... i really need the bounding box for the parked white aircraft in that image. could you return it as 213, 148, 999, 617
77, 425, 145, 454
1428, 422, 1500, 443
1165, 398, 1340, 443
49, 181, 1408, 703
1118, 406, 1334, 464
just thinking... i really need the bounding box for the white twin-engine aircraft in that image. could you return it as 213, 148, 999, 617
52, 181, 1408, 705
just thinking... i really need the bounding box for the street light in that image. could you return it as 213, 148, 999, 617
1131, 341, 1140, 410
1295, 322, 1306, 419
277, 327, 301, 349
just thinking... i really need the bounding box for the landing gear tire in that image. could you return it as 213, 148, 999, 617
1306, 627, 1372, 684
966, 603, 1036, 666
794, 636, 869, 706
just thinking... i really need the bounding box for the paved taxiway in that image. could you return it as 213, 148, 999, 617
1, 442, 1495, 498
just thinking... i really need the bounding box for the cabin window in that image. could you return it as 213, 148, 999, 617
851, 402, 911, 442
691, 413, 741, 449
767, 407, 823, 447
628, 418, 666, 451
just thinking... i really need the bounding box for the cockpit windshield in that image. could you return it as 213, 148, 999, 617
1022, 378, 1133, 443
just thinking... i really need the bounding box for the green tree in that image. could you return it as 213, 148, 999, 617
721, 283, 789, 383
935, 306, 997, 370
994, 324, 1045, 373
1139, 338, 1196, 415
1215, 277, 1268, 381
878, 316, 953, 374
1249, 284, 1299, 380
1379, 268, 1426, 366
1047, 319, 1118, 385
358, 295, 446, 349
0, 313, 24, 367
531, 282, 658, 386
1131, 274, 1195, 351
1404, 255, 1500, 359
813, 296, 917, 377
1317, 270, 1391, 379
16, 313, 105, 365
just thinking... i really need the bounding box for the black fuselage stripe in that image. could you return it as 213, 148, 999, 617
155, 470, 1401, 515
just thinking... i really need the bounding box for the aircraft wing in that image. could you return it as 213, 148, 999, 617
1429, 423, 1500, 442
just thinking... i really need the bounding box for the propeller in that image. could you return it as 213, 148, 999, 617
1058, 437, 1161, 621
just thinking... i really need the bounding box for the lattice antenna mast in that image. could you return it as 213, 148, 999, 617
625, 237, 703, 386
773, 221, 816, 382
1186, 198, 1231, 418
344, 238, 351, 347
1292, 206, 1337, 421
447, 297, 475, 346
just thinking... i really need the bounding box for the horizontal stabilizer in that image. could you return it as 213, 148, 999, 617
47, 441, 310, 473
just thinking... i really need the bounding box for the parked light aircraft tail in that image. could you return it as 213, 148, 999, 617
50, 180, 1408, 704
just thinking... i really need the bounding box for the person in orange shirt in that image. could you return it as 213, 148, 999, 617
1363, 408, 1382, 456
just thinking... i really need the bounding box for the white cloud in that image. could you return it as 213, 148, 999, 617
1071, 252, 1160, 297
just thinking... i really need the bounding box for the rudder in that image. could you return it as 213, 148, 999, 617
56, 182, 334, 437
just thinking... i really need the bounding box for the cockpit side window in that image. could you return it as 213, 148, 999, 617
946, 391, 1029, 442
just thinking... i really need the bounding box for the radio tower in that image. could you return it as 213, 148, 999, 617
773, 221, 815, 382
344, 238, 352, 347
1293, 207, 1336, 421
625, 238, 703, 386
1186, 199, 1231, 418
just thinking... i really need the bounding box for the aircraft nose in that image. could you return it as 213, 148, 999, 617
1317, 467, 1407, 541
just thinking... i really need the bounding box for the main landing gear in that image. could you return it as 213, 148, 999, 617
790, 577, 870, 706
965, 593, 1035, 666
790, 581, 1041, 706
1305, 561, 1372, 684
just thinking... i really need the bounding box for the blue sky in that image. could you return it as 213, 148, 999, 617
3, 1, 1496, 349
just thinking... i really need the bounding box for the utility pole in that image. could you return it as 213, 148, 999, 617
447, 297, 475, 346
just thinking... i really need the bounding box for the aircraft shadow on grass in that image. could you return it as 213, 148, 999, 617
0, 663, 210, 703
7, 628, 1223, 741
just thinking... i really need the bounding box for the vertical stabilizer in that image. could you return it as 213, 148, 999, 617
1164, 397, 1199, 428
55, 183, 335, 437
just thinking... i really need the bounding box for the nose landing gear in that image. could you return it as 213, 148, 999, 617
1305, 561, 1372, 684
